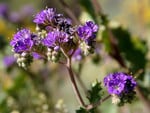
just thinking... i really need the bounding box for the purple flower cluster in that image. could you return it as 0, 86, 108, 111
103, 72, 136, 95
77, 21, 99, 44
33, 8, 56, 25
10, 7, 99, 66
42, 30, 69, 51
33, 8, 75, 52
10, 29, 35, 53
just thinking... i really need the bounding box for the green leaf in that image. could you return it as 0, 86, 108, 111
87, 80, 103, 105
76, 107, 87, 113
111, 27, 147, 80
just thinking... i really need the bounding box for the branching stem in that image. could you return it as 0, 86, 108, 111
86, 95, 111, 110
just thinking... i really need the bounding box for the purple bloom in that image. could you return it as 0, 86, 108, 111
72, 48, 83, 61
33, 8, 56, 25
77, 26, 93, 40
3, 55, 16, 67
42, 30, 69, 49
77, 21, 99, 41
86, 21, 99, 32
103, 72, 136, 95
10, 29, 34, 53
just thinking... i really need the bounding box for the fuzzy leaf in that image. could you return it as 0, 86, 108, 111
87, 80, 103, 104
76, 107, 87, 113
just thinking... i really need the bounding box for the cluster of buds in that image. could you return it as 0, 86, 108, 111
14, 52, 33, 68
47, 48, 60, 62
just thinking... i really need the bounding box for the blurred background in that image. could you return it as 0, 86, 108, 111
0, 0, 150, 113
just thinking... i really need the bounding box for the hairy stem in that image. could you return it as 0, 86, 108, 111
66, 57, 86, 107
75, 61, 88, 94
75, 72, 87, 94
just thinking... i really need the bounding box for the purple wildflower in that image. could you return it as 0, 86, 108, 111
72, 48, 83, 61
86, 21, 99, 32
10, 29, 34, 53
3, 55, 16, 67
77, 21, 99, 41
103, 72, 136, 95
42, 30, 69, 49
33, 8, 56, 25
77, 25, 93, 40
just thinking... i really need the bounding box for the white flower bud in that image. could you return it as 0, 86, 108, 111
14, 53, 20, 58
21, 52, 27, 57
111, 94, 120, 104
21, 62, 26, 68
17, 58, 22, 63
36, 25, 40, 31
20, 57, 26, 62
47, 56, 51, 61
47, 48, 52, 52
52, 51, 58, 56
18, 62, 21, 67
47, 52, 52, 56
51, 55, 57, 61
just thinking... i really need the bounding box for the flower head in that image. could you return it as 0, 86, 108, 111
10, 29, 34, 53
42, 30, 69, 49
86, 21, 99, 32
103, 72, 136, 95
77, 21, 99, 41
33, 8, 56, 25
